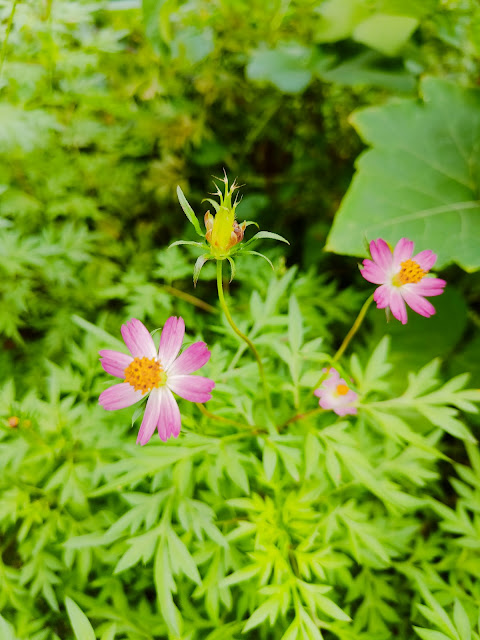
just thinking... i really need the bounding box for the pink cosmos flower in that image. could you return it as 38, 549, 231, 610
361, 238, 446, 325
99, 317, 215, 445
314, 368, 357, 416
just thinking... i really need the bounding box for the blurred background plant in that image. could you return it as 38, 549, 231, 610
1, 0, 480, 638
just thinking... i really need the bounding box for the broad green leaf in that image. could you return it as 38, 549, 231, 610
326, 77, 480, 271
247, 44, 313, 94
315, 0, 369, 42
65, 597, 96, 640
353, 14, 419, 56
321, 51, 416, 92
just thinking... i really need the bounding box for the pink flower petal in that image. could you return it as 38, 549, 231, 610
393, 238, 414, 267
136, 389, 162, 446
389, 289, 408, 324
99, 350, 132, 378
121, 319, 156, 359
373, 284, 392, 309
361, 260, 387, 284
401, 289, 436, 318
411, 277, 446, 297
413, 250, 437, 271
157, 388, 181, 441
168, 341, 211, 376
335, 405, 358, 416
318, 395, 334, 410
370, 239, 393, 271
167, 375, 215, 403
158, 317, 185, 370
99, 382, 144, 410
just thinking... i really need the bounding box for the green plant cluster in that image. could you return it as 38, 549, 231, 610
1, 0, 480, 638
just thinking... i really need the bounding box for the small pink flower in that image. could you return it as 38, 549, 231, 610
361, 238, 446, 325
314, 368, 357, 416
99, 317, 215, 445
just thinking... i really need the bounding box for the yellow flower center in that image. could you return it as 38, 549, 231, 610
124, 357, 166, 394
336, 384, 349, 396
397, 259, 427, 285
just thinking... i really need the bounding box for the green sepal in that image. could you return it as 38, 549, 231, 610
201, 198, 220, 213
226, 256, 236, 282
168, 240, 206, 249
243, 230, 290, 249
193, 253, 211, 286
177, 185, 204, 237
240, 250, 274, 270
243, 220, 259, 229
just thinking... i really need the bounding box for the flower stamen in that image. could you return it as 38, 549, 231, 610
124, 357, 166, 394
398, 259, 427, 284
336, 384, 349, 396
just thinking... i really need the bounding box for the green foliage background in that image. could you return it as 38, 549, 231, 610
1, 0, 480, 638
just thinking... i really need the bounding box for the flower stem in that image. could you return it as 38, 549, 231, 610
216, 260, 272, 416
279, 407, 324, 430
195, 402, 262, 431
0, 0, 19, 77
313, 293, 374, 391
333, 293, 374, 363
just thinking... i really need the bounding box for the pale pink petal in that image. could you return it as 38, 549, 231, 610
373, 284, 392, 309
361, 261, 387, 284
167, 375, 215, 403
335, 405, 357, 416
136, 389, 162, 446
392, 238, 414, 267
344, 390, 358, 404
411, 277, 446, 297
413, 250, 437, 271
167, 341, 211, 376
158, 317, 185, 370
121, 319, 156, 358
318, 394, 334, 411
157, 388, 181, 441
401, 289, 436, 318
99, 350, 132, 378
370, 239, 393, 271
99, 382, 144, 410
389, 289, 408, 324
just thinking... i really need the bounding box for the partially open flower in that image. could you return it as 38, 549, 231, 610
204, 210, 247, 255
171, 172, 289, 284
99, 317, 215, 445
314, 368, 357, 416
361, 238, 446, 324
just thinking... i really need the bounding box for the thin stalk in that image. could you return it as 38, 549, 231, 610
0, 0, 19, 77
162, 284, 217, 314
279, 406, 324, 430
333, 293, 374, 363
313, 293, 374, 389
216, 260, 272, 416
195, 402, 261, 431
283, 293, 375, 427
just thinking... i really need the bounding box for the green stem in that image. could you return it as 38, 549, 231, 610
313, 293, 374, 389
216, 260, 272, 416
0, 0, 19, 78
279, 407, 324, 430
333, 293, 374, 363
